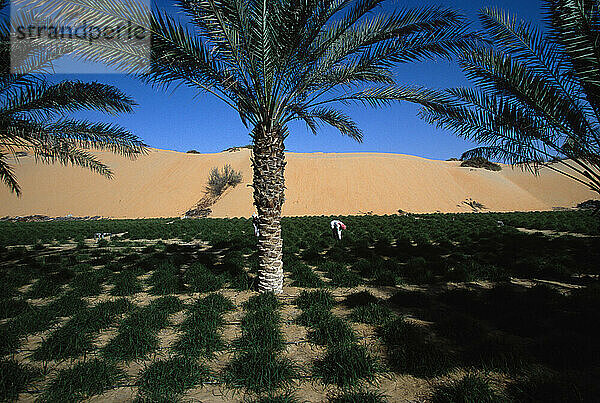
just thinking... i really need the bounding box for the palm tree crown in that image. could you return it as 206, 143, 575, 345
28, 0, 477, 292
420, 0, 600, 195
0, 0, 146, 196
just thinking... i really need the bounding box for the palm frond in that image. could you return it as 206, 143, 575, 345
545, 0, 600, 115
0, 152, 20, 196
309, 107, 363, 142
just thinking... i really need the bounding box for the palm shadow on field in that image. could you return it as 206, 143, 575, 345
283, 220, 600, 400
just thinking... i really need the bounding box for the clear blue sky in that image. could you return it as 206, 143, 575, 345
49, 0, 544, 160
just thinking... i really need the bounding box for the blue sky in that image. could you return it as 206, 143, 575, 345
48, 0, 545, 159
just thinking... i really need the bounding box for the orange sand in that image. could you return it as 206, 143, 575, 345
0, 148, 596, 218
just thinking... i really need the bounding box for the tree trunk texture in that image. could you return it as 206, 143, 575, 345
252, 127, 286, 293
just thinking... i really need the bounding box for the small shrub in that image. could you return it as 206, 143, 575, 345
460, 157, 502, 171
206, 164, 243, 196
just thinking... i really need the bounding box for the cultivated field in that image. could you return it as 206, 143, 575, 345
1, 211, 599, 402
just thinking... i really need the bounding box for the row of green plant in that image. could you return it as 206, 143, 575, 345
224, 293, 295, 394
1, 210, 597, 248
295, 290, 378, 388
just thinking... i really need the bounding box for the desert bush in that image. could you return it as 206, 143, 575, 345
460, 157, 501, 171
206, 164, 243, 196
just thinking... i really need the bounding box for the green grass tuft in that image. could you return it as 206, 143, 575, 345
70, 270, 106, 297
174, 294, 234, 358
196, 293, 235, 313
0, 298, 29, 320
329, 390, 388, 403
431, 374, 503, 403
0, 359, 41, 401
349, 303, 392, 326
251, 391, 299, 402
42, 359, 127, 402
379, 317, 455, 378
103, 297, 181, 361
244, 292, 281, 312
313, 344, 378, 387
137, 357, 209, 402
225, 350, 296, 393
225, 291, 295, 392
343, 291, 379, 308
33, 299, 133, 361
110, 270, 143, 296
148, 262, 185, 295
184, 263, 226, 292
0, 324, 22, 355
295, 290, 335, 311
308, 315, 357, 346
296, 305, 333, 327
327, 268, 362, 287
289, 263, 325, 288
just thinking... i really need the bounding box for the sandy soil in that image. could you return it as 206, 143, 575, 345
0, 148, 596, 218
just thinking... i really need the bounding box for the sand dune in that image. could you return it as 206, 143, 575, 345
0, 148, 596, 218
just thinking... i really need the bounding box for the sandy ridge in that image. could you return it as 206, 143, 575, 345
0, 148, 595, 218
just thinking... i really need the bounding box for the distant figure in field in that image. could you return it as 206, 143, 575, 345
252, 213, 260, 237
330, 219, 347, 240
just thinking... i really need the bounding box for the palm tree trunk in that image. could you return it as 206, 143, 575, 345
252, 126, 286, 293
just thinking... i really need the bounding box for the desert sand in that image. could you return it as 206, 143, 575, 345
0, 148, 596, 218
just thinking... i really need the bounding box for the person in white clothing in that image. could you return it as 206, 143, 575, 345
330, 219, 346, 240
252, 213, 260, 237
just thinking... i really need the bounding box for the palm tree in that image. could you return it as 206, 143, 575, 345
30, 0, 477, 292
0, 0, 146, 196
420, 0, 600, 197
